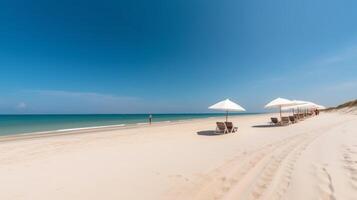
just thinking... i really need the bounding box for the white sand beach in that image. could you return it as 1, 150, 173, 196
0, 112, 356, 200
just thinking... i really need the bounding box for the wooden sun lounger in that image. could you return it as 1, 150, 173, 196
289, 116, 296, 123
281, 116, 290, 125
270, 117, 279, 125
216, 122, 237, 134
299, 113, 304, 119
225, 122, 238, 133
293, 114, 299, 120
216, 122, 229, 134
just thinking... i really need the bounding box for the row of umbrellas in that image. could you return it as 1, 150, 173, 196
209, 98, 325, 121
265, 98, 326, 118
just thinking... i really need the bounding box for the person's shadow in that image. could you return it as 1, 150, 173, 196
196, 130, 221, 136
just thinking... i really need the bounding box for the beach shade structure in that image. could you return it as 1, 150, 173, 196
265, 98, 296, 118
292, 100, 310, 114
292, 100, 310, 106
281, 100, 310, 112
303, 102, 325, 110
305, 102, 326, 111
297, 102, 318, 109
290, 101, 324, 115
209, 99, 246, 122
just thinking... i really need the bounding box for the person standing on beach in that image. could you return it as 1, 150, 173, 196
149, 114, 152, 125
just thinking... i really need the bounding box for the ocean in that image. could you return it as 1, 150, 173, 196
0, 113, 258, 136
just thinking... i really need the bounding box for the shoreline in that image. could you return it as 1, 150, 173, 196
0, 113, 262, 138
0, 113, 267, 143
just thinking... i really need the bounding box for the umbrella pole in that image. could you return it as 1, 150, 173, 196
226, 111, 228, 122
280, 106, 282, 120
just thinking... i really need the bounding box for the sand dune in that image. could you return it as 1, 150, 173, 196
0, 112, 356, 200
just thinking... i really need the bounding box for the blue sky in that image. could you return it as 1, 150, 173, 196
0, 0, 357, 114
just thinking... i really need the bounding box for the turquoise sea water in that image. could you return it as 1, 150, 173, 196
0, 113, 258, 136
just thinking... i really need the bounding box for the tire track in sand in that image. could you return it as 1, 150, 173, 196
235, 132, 317, 200
170, 118, 345, 200
313, 164, 336, 200
342, 145, 357, 190
181, 131, 318, 200
187, 123, 338, 200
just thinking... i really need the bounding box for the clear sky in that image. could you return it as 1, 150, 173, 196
0, 0, 356, 114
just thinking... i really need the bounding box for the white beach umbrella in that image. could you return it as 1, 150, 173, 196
300, 102, 317, 109
209, 99, 246, 122
303, 102, 319, 115
282, 100, 325, 113
265, 97, 296, 118
293, 100, 310, 106
281, 100, 310, 111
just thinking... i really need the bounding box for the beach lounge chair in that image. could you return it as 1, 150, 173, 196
299, 113, 304, 119
289, 116, 296, 123
281, 117, 290, 125
225, 122, 238, 133
216, 122, 229, 134
293, 114, 299, 120
270, 117, 279, 126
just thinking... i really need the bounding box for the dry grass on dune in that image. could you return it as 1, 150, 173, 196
335, 99, 357, 109
324, 99, 357, 113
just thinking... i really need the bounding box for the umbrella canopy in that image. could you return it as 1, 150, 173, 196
283, 101, 326, 114
265, 98, 296, 118
281, 100, 310, 111
298, 102, 318, 109
292, 100, 310, 105
265, 98, 296, 108
209, 99, 246, 122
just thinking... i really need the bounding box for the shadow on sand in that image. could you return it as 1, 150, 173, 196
197, 130, 222, 136
252, 124, 279, 128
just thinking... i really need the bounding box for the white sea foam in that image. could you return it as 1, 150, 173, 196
137, 123, 149, 125
54, 124, 126, 132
